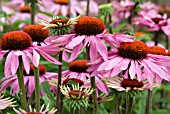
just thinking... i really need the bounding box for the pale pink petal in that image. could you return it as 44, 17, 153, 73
89, 36, 98, 61
33, 49, 40, 67
67, 35, 85, 48
22, 52, 30, 74
35, 49, 62, 65
95, 37, 108, 61
95, 76, 108, 93
11, 52, 19, 75
66, 43, 82, 62
129, 60, 136, 79
4, 51, 13, 77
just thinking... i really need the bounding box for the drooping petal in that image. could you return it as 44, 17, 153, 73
33, 49, 40, 67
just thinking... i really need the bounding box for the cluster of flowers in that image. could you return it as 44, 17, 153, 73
0, 0, 170, 113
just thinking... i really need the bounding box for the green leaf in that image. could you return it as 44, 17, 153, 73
40, 81, 55, 102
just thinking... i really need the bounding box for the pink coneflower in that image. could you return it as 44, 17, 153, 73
9, 5, 48, 28
0, 64, 57, 97
133, 12, 170, 38
103, 77, 157, 92
112, 0, 135, 19
90, 40, 170, 85
13, 104, 57, 114
43, 0, 84, 17
62, 60, 108, 93
0, 31, 61, 77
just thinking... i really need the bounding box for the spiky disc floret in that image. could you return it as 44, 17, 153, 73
60, 84, 93, 110
23, 64, 46, 76
147, 46, 167, 55
69, 60, 88, 73
23, 25, 50, 42
74, 16, 105, 35
0, 31, 32, 50
118, 40, 148, 60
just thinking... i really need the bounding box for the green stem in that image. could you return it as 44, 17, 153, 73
90, 77, 98, 114
17, 57, 27, 111
153, 32, 159, 46
68, 0, 71, 17
128, 97, 134, 114
86, 46, 98, 114
166, 36, 169, 49
114, 93, 119, 114
86, 0, 90, 16
125, 93, 129, 114
34, 66, 40, 111
56, 51, 63, 114
31, 1, 36, 24
146, 90, 152, 114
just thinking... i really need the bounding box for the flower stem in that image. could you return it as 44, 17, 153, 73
31, 1, 36, 25
146, 90, 152, 114
17, 57, 27, 111
34, 66, 40, 111
125, 93, 129, 114
86, 0, 90, 16
153, 32, 159, 46
114, 93, 119, 114
86, 46, 98, 114
56, 51, 63, 114
68, 0, 71, 18
166, 36, 169, 49
90, 77, 98, 114
128, 97, 134, 114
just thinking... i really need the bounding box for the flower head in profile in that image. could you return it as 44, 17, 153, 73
60, 84, 93, 110
0, 64, 57, 97
39, 15, 80, 35
0, 31, 61, 77
103, 77, 157, 93
0, 95, 16, 110
13, 104, 57, 114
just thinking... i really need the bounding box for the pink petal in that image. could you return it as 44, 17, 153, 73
95, 37, 108, 61
11, 52, 19, 75
33, 49, 40, 67
67, 35, 85, 49
129, 60, 136, 79
27, 76, 35, 97
22, 52, 30, 74
4, 51, 13, 77
89, 36, 98, 61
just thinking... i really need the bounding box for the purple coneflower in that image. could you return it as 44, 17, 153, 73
0, 64, 57, 97
89, 40, 170, 85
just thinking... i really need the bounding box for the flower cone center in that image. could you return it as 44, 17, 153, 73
118, 41, 147, 60
50, 18, 69, 24
54, 0, 68, 5
23, 25, 49, 42
74, 16, 105, 35
121, 79, 144, 88
147, 46, 167, 55
68, 90, 85, 98
63, 78, 84, 86
23, 64, 46, 76
69, 60, 88, 73
19, 5, 31, 13
0, 31, 32, 50
152, 17, 164, 24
